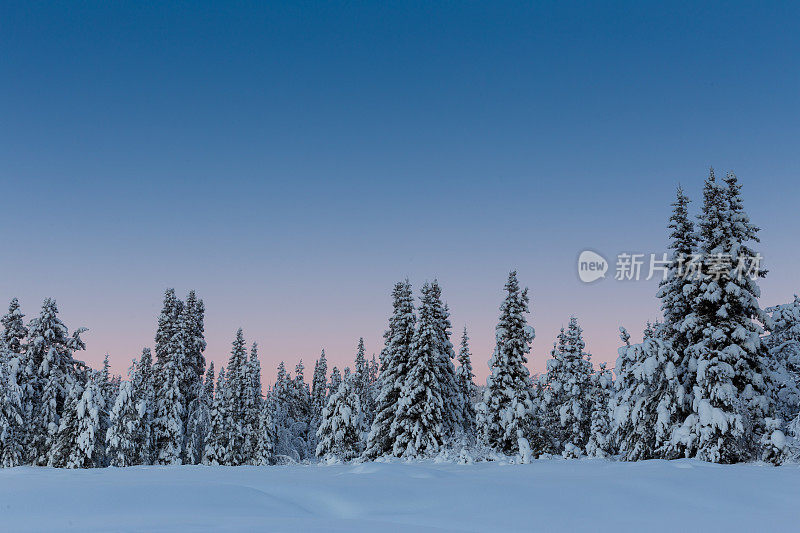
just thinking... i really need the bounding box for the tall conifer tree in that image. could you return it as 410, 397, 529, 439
456, 326, 477, 435
477, 272, 537, 459
390, 282, 446, 457
364, 280, 416, 458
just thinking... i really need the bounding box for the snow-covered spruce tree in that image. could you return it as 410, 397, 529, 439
0, 298, 28, 466
369, 354, 378, 384
657, 186, 697, 352
203, 367, 228, 466
586, 363, 613, 458
152, 289, 186, 463
723, 171, 765, 279
456, 326, 477, 436
270, 361, 316, 462
254, 397, 276, 465
355, 337, 367, 386
185, 361, 214, 465
266, 358, 312, 463
242, 342, 263, 464
633, 187, 698, 459
48, 379, 84, 467
37, 351, 64, 465
0, 346, 25, 467
221, 329, 248, 465
477, 271, 537, 460
131, 348, 155, 464
26, 299, 87, 465
328, 366, 342, 397
291, 360, 314, 460
390, 282, 447, 458
764, 310, 800, 466
181, 290, 206, 421
97, 352, 113, 396
538, 317, 594, 457
353, 338, 376, 427
153, 368, 185, 465
619, 327, 631, 347
110, 376, 121, 406
608, 337, 646, 460
106, 380, 142, 467
610, 333, 684, 461
316, 374, 365, 462
673, 169, 773, 463
271, 361, 295, 461
202, 361, 215, 406
308, 355, 324, 455
294, 360, 308, 392
764, 296, 800, 425
1, 299, 27, 358
310, 350, 328, 428
67, 372, 107, 468
154, 289, 183, 394
664, 170, 728, 458
363, 280, 416, 459
428, 280, 463, 437
99, 353, 115, 408
152, 307, 188, 465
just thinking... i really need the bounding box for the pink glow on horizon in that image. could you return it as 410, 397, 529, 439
55, 268, 795, 391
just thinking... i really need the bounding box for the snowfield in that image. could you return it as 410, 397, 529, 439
1, 459, 798, 532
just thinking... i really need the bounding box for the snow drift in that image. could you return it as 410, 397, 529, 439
1, 459, 797, 532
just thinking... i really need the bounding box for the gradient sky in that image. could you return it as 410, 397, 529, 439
2, 1, 798, 386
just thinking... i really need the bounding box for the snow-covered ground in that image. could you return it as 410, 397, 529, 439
1, 459, 797, 532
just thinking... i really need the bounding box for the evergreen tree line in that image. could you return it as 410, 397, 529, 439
1, 170, 799, 467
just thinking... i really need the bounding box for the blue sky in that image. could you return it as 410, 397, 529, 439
1, 1, 798, 382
